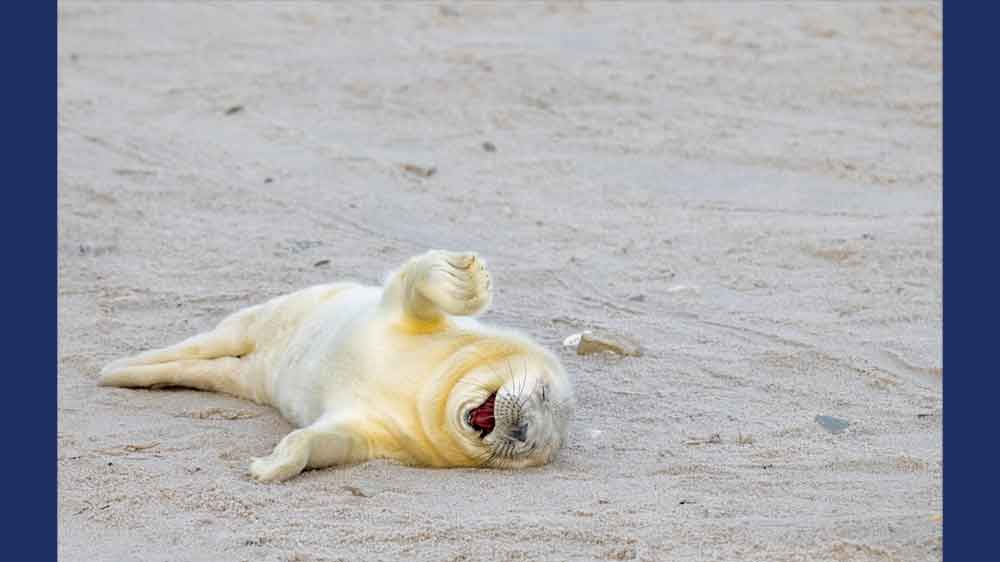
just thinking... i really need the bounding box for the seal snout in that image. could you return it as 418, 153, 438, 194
468, 393, 496, 438
508, 423, 528, 443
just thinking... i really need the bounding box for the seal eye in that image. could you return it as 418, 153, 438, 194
468, 393, 496, 438
540, 385, 548, 402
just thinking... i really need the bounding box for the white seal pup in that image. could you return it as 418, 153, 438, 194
99, 250, 574, 482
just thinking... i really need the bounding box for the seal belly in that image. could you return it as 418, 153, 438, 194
266, 285, 382, 427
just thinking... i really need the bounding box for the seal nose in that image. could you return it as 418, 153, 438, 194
509, 423, 528, 442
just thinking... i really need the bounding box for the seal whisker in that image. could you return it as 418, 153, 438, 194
513, 358, 527, 403
506, 358, 524, 410
505, 358, 518, 398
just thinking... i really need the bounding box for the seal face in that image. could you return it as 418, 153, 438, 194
452, 358, 573, 469
99, 250, 574, 481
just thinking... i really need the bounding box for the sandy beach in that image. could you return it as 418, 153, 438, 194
58, 3, 941, 561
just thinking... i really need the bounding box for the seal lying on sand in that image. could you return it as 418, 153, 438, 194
100, 250, 574, 482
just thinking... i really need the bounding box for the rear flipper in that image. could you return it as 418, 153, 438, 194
101, 304, 260, 374
99, 304, 262, 400
98, 357, 256, 398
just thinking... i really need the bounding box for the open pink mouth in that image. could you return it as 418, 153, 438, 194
469, 393, 496, 438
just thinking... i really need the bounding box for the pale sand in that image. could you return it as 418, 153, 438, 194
58, 3, 942, 561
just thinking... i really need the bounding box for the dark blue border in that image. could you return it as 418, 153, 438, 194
943, 4, 995, 560
2, 2, 56, 559
0, 3, 963, 560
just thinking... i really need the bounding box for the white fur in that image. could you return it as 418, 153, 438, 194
100, 250, 573, 482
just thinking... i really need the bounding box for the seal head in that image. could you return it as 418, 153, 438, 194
443, 350, 573, 468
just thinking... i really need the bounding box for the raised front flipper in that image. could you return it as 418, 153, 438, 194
378, 249, 493, 329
